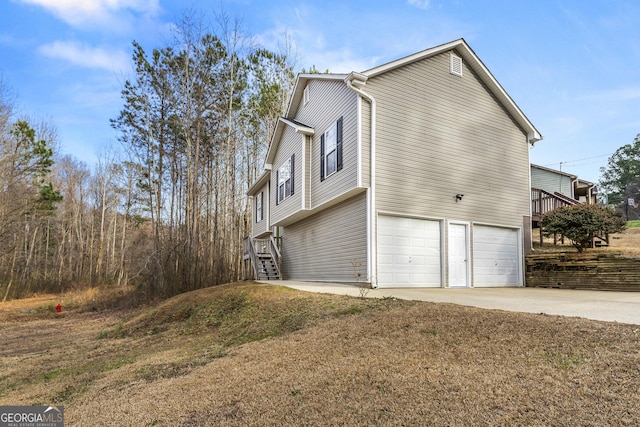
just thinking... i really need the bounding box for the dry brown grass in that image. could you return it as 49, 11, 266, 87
1, 283, 640, 426
533, 226, 640, 257
607, 227, 640, 256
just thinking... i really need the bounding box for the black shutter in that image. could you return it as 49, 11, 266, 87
290, 154, 295, 195
336, 117, 343, 171
259, 191, 263, 221
320, 134, 325, 181
275, 170, 279, 205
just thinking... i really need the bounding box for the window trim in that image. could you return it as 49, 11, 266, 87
255, 191, 263, 222
320, 117, 343, 181
276, 155, 295, 204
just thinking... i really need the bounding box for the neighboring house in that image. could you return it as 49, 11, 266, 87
530, 163, 601, 246
245, 39, 542, 289
531, 164, 597, 205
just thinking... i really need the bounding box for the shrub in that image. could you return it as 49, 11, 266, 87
541, 204, 626, 252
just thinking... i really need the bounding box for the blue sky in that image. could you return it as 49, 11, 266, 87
1, 0, 639, 183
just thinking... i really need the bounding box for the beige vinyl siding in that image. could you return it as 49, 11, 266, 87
531, 167, 574, 198
252, 181, 270, 238
368, 50, 530, 228
271, 126, 303, 225
294, 79, 360, 208
281, 192, 367, 282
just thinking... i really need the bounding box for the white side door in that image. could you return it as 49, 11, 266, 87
448, 223, 469, 288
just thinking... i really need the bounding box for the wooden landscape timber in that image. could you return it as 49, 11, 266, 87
526, 251, 640, 291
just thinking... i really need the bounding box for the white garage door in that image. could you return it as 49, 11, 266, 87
377, 215, 441, 288
473, 225, 520, 287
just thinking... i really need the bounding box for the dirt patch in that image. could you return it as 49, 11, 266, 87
1, 283, 640, 426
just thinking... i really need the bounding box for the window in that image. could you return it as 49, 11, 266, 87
320, 117, 343, 181
276, 155, 295, 204
303, 86, 310, 105
255, 191, 263, 222
450, 53, 463, 77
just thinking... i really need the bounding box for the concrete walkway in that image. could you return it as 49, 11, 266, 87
257, 280, 640, 325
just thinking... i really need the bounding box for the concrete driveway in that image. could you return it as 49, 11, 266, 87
258, 280, 640, 325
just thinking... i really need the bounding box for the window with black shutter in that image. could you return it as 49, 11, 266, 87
320, 117, 343, 181
277, 155, 295, 204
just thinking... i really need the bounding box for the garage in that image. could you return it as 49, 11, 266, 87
472, 225, 521, 287
377, 215, 441, 288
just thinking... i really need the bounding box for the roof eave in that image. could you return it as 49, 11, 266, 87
265, 117, 315, 164
363, 38, 543, 144
285, 73, 349, 119
247, 169, 271, 196
531, 163, 577, 179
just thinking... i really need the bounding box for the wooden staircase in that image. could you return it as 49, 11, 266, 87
243, 236, 282, 281
593, 232, 610, 247
256, 253, 280, 280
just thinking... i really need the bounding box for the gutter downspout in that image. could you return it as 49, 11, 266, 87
345, 72, 378, 288
527, 136, 534, 254
571, 178, 579, 201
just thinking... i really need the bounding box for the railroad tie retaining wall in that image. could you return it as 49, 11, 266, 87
525, 252, 640, 291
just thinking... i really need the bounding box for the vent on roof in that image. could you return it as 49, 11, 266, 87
303, 85, 310, 105
450, 53, 463, 77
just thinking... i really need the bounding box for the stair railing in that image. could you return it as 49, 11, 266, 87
269, 236, 282, 279
531, 187, 580, 217
592, 231, 610, 247
243, 237, 259, 279
244, 236, 282, 280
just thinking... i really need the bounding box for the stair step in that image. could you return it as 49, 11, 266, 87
248, 240, 281, 280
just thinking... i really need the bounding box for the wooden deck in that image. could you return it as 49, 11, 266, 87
531, 187, 580, 223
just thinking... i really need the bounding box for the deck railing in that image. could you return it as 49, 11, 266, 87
531, 187, 579, 218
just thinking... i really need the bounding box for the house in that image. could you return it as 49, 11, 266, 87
531, 163, 597, 204
245, 39, 542, 289
530, 163, 600, 246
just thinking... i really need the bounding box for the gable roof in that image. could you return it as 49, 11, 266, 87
531, 163, 595, 188
531, 163, 577, 180
247, 169, 271, 196
265, 117, 315, 165
362, 38, 542, 144
286, 73, 348, 119
267, 39, 542, 164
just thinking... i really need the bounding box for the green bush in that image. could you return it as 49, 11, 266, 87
541, 204, 626, 252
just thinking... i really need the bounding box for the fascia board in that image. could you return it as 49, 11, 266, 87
266, 117, 315, 164
363, 38, 542, 144
285, 73, 349, 118
248, 169, 271, 196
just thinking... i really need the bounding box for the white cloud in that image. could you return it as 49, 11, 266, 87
407, 0, 430, 10
18, 0, 159, 29
38, 40, 129, 71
